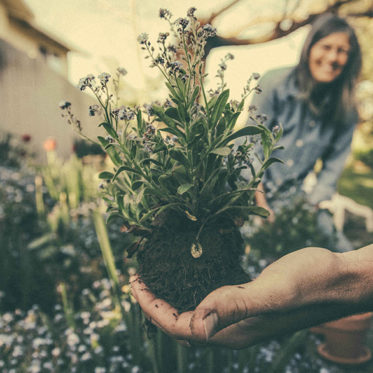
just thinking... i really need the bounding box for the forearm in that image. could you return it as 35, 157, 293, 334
288, 245, 373, 318
336, 244, 373, 311
255, 246, 373, 316
209, 245, 373, 348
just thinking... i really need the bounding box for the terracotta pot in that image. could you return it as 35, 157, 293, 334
311, 312, 372, 365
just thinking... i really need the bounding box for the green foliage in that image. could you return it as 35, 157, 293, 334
338, 165, 373, 209
246, 196, 332, 262
0, 165, 55, 312
40, 152, 99, 212
0, 132, 34, 168
64, 9, 282, 258
355, 148, 373, 169
0, 145, 129, 314
73, 138, 105, 158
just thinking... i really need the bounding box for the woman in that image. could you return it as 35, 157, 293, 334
131, 14, 371, 349
250, 13, 362, 250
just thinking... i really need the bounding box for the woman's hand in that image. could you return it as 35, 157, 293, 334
255, 183, 275, 223
131, 245, 373, 349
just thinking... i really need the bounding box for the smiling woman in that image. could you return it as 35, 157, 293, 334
249, 13, 362, 251
308, 32, 350, 83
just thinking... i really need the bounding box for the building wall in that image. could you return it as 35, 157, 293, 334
0, 2, 69, 77
0, 39, 104, 162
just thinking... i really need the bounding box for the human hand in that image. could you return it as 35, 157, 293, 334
131, 245, 373, 349
255, 184, 275, 223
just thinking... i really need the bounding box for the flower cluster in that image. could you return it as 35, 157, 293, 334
59, 101, 82, 133
215, 53, 235, 92
61, 7, 282, 260
138, 7, 216, 84
242, 72, 261, 100
0, 278, 135, 373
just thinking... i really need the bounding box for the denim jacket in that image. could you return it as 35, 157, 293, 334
249, 66, 358, 205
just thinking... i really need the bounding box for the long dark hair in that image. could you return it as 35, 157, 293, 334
295, 13, 362, 124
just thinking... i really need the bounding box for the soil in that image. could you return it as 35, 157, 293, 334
137, 213, 250, 312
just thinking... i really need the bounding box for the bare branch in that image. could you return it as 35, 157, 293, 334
203, 0, 373, 59
202, 0, 244, 24
347, 9, 373, 17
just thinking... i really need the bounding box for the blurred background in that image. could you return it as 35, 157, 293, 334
0, 1, 373, 372
1, 0, 371, 160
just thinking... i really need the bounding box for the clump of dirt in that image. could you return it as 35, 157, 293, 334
136, 213, 250, 312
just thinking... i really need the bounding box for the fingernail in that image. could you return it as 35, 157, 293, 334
203, 312, 218, 340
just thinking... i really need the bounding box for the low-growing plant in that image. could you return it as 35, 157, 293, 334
355, 148, 373, 169
61, 7, 282, 312
0, 281, 330, 373
0, 131, 34, 168
245, 195, 333, 263
0, 163, 58, 313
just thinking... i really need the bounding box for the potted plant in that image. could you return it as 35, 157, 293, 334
311, 312, 372, 365
61, 7, 282, 312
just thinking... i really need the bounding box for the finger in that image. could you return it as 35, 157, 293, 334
130, 275, 194, 340
190, 276, 292, 341
190, 284, 253, 341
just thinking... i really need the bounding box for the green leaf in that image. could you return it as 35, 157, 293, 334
104, 143, 114, 150
175, 77, 186, 96
152, 105, 178, 129
189, 86, 200, 106
237, 100, 245, 112
113, 165, 142, 181
165, 107, 180, 120
97, 136, 109, 147
106, 148, 122, 167
273, 145, 285, 152
98, 122, 118, 139
261, 131, 273, 159
224, 126, 263, 144
210, 147, 231, 156
106, 212, 122, 225
165, 82, 181, 102
248, 163, 256, 178
214, 205, 270, 218
261, 157, 283, 171
98, 171, 114, 180
211, 89, 229, 125
275, 125, 283, 141
135, 187, 145, 204
132, 180, 145, 190
140, 158, 163, 167
177, 104, 187, 122
159, 127, 184, 138
97, 137, 122, 166
225, 112, 241, 132
169, 149, 188, 166
177, 183, 193, 195
27, 233, 57, 250
139, 202, 181, 224
247, 206, 270, 217
158, 174, 171, 189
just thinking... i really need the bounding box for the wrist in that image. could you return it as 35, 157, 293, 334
338, 245, 373, 310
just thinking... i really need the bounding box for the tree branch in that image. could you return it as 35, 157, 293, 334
202, 0, 244, 24
202, 0, 373, 59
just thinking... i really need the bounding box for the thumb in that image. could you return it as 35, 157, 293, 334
190, 284, 251, 341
